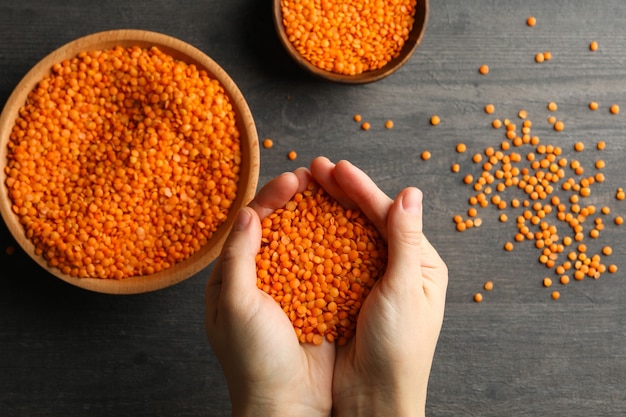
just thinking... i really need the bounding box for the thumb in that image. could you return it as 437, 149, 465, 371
382, 187, 424, 294
218, 207, 262, 307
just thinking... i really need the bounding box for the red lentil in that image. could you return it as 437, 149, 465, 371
263, 138, 274, 149
527, 16, 537, 27
430, 115, 441, 126
288, 150, 298, 160
256, 186, 387, 345
280, 0, 418, 75
5, 46, 241, 279
554, 120, 564, 131
479, 65, 490, 75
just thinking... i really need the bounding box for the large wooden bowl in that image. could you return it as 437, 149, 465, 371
273, 0, 428, 84
0, 30, 260, 294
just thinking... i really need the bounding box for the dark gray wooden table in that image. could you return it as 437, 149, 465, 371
1, 1, 625, 416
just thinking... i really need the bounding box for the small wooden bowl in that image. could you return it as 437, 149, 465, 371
273, 0, 428, 84
0, 30, 260, 294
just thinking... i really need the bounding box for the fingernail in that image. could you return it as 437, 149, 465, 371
234, 208, 252, 231
402, 187, 422, 216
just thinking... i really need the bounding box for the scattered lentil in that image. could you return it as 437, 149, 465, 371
479, 65, 490, 75
430, 115, 441, 126
610, 104, 620, 115
455, 104, 622, 300
554, 120, 565, 131
263, 138, 274, 149
288, 150, 298, 160
385, 120, 394, 129
590, 41, 599, 51
527, 16, 537, 27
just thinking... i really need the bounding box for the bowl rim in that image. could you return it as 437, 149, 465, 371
0, 29, 260, 294
272, 0, 429, 84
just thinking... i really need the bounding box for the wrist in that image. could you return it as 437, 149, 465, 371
230, 393, 331, 417
332, 385, 426, 417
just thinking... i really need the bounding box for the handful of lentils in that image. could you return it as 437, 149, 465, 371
256, 186, 388, 345
5, 46, 241, 279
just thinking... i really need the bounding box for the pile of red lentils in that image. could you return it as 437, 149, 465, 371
5, 46, 241, 279
256, 186, 387, 345
280, 0, 418, 75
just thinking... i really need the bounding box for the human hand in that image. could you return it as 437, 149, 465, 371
205, 168, 335, 417
308, 157, 448, 417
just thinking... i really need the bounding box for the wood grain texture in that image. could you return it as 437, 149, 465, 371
1, 0, 625, 416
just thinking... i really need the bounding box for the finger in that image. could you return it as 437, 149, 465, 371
217, 207, 263, 308
309, 156, 356, 209
332, 160, 393, 240
382, 187, 425, 295
293, 166, 315, 193
249, 172, 300, 220
419, 237, 449, 302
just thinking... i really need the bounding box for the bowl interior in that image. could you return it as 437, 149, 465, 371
273, 0, 429, 84
0, 30, 260, 294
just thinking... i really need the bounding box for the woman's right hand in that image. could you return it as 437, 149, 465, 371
309, 157, 448, 417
